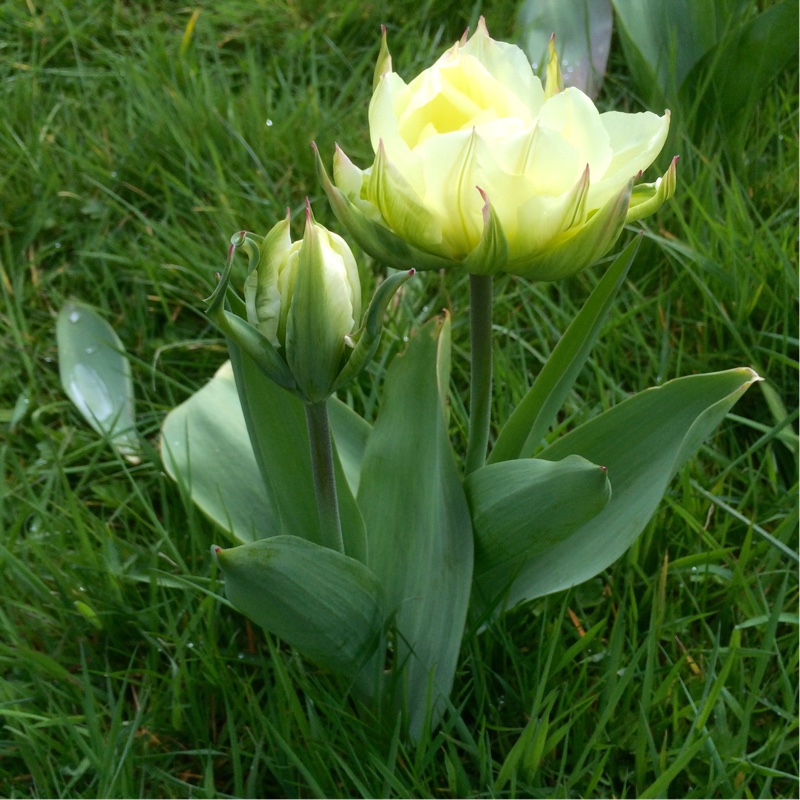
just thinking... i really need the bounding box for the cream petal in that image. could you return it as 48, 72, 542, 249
538, 88, 612, 181
369, 71, 409, 152
365, 140, 445, 253
434, 55, 534, 124
326, 228, 362, 324
507, 123, 583, 195
460, 18, 545, 116
587, 110, 670, 208
332, 146, 364, 200
413, 130, 507, 257
512, 167, 590, 257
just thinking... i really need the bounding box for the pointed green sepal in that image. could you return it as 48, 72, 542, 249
332, 268, 416, 392
213, 536, 385, 678
460, 188, 510, 276
544, 34, 564, 98
286, 203, 352, 402
626, 155, 678, 224
373, 25, 392, 91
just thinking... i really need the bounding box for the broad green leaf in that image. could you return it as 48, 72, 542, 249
356, 315, 473, 738
695, 0, 799, 133
466, 455, 611, 614
213, 536, 385, 680
612, 0, 746, 103
161, 361, 274, 543
516, 0, 613, 98
328, 398, 372, 497
490, 235, 640, 464
161, 360, 371, 545
229, 342, 367, 561
495, 367, 761, 607
57, 301, 139, 463
611, 0, 762, 112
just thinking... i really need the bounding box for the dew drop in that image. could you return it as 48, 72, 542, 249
84, 346, 96, 355
266, 119, 273, 127
69, 310, 80, 323
402, 336, 409, 342
55, 242, 61, 249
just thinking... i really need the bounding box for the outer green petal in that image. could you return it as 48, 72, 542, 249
626, 156, 679, 224
314, 143, 453, 272
505, 179, 632, 281
253, 212, 292, 347
512, 164, 590, 257
365, 140, 444, 254
286, 211, 353, 402
460, 188, 510, 275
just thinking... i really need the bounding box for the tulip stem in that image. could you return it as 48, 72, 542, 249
465, 273, 493, 475
305, 400, 344, 554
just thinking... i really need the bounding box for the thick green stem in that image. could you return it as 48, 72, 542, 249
305, 400, 344, 553
465, 273, 493, 475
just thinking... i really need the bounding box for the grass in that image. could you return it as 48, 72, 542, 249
1, 0, 797, 797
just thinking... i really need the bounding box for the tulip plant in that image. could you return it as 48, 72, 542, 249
160, 20, 759, 739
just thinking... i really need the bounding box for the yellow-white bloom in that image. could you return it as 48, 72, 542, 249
317, 19, 676, 280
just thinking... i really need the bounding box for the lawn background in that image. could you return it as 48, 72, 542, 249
0, 0, 797, 797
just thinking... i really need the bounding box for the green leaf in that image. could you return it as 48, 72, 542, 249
490, 236, 640, 463
161, 361, 275, 544
466, 455, 611, 615
57, 301, 139, 463
697, 0, 799, 133
213, 536, 385, 680
356, 315, 473, 737
161, 360, 371, 545
495, 367, 761, 607
611, 0, 751, 109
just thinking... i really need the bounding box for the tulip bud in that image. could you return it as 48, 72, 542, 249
206, 201, 413, 403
